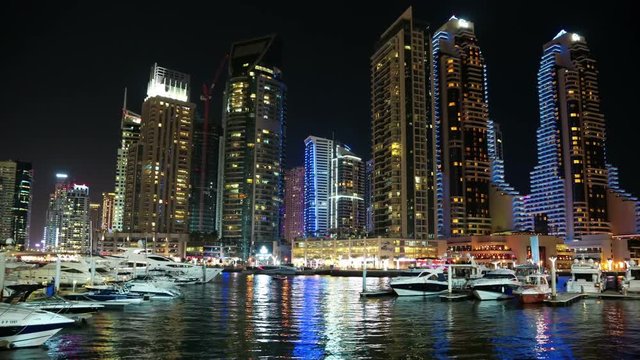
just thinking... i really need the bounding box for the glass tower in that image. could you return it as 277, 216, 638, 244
304, 136, 333, 237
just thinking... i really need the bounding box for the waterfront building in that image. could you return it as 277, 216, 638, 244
526, 31, 638, 240
101, 192, 115, 231
124, 64, 195, 234
221, 35, 287, 261
0, 160, 33, 248
330, 143, 365, 236
44, 174, 91, 253
113, 90, 142, 232
606, 164, 640, 235
432, 16, 491, 237
304, 136, 333, 237
371, 7, 436, 239
292, 237, 446, 269
283, 167, 304, 242
97, 232, 188, 258
189, 113, 221, 235
364, 159, 374, 235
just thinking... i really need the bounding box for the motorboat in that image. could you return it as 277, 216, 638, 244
0, 303, 74, 349
514, 263, 542, 282
124, 280, 182, 300
6, 260, 107, 287
513, 274, 551, 304
467, 268, 521, 300
66, 284, 145, 305
106, 248, 223, 283
4, 284, 104, 315
389, 268, 448, 296
566, 259, 602, 294
255, 265, 298, 275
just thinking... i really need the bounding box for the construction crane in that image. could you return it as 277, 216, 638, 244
197, 54, 229, 232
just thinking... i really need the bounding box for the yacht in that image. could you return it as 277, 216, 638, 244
65, 284, 145, 305
566, 259, 602, 294
124, 280, 182, 300
467, 268, 521, 300
4, 284, 104, 315
254, 265, 298, 275
0, 303, 74, 349
389, 268, 448, 296
624, 260, 640, 293
514, 263, 541, 282
107, 249, 223, 283
7, 260, 107, 287
513, 274, 551, 304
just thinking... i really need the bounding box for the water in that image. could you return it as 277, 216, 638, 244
6, 274, 640, 359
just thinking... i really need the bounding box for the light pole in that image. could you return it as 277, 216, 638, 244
549, 257, 557, 299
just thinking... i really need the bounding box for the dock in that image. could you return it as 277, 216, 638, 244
543, 293, 585, 306
544, 291, 640, 306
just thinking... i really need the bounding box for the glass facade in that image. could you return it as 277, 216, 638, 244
0, 160, 32, 247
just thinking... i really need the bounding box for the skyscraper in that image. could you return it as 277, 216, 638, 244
432, 16, 491, 237
304, 136, 333, 237
527, 31, 611, 240
221, 35, 286, 260
371, 7, 435, 239
126, 64, 195, 234
189, 114, 221, 235
44, 174, 91, 253
113, 90, 142, 232
283, 167, 304, 242
101, 192, 115, 231
330, 144, 365, 236
365, 159, 374, 235
0, 160, 33, 247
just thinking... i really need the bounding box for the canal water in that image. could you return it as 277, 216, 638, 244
6, 273, 640, 359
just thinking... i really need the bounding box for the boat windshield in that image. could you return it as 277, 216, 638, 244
484, 273, 515, 279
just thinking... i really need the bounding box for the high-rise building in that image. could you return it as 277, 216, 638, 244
113, 89, 142, 232
330, 144, 365, 236
101, 192, 115, 231
189, 114, 221, 235
283, 167, 304, 242
0, 160, 32, 247
221, 35, 287, 260
487, 120, 526, 232
44, 174, 91, 253
432, 16, 491, 237
125, 64, 195, 234
527, 31, 612, 240
304, 136, 334, 237
606, 164, 640, 234
365, 159, 374, 235
371, 7, 435, 239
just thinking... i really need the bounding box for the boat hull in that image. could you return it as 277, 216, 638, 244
390, 282, 448, 297
472, 284, 518, 301
518, 293, 547, 304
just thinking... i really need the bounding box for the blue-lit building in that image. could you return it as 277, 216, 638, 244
526, 31, 638, 240
304, 136, 333, 237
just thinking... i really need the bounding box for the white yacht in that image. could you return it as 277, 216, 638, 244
566, 259, 602, 294
0, 303, 74, 349
6, 260, 107, 287
124, 280, 182, 300
389, 268, 449, 296
107, 249, 223, 283
625, 260, 640, 293
513, 274, 551, 304
467, 268, 521, 300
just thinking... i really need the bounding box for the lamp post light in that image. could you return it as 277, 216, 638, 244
549, 257, 557, 299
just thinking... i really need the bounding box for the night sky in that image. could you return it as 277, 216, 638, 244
1, 1, 638, 244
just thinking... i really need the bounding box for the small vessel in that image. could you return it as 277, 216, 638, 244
125, 280, 182, 300
624, 260, 640, 293
514, 263, 541, 282
467, 268, 521, 301
566, 259, 602, 294
255, 265, 298, 275
270, 275, 288, 281
4, 284, 104, 315
0, 303, 74, 349
66, 284, 145, 305
389, 268, 448, 296
514, 274, 551, 304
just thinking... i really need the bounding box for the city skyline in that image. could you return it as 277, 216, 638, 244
1, 1, 639, 244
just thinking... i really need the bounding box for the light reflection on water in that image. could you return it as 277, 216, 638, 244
4, 274, 640, 359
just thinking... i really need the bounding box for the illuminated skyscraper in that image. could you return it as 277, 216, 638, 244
432, 16, 491, 237
527, 31, 611, 240
113, 89, 142, 232
101, 192, 115, 231
304, 136, 333, 237
0, 160, 33, 247
283, 167, 304, 242
330, 144, 365, 236
371, 7, 436, 239
365, 159, 374, 234
125, 64, 195, 234
44, 173, 91, 253
221, 35, 286, 260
